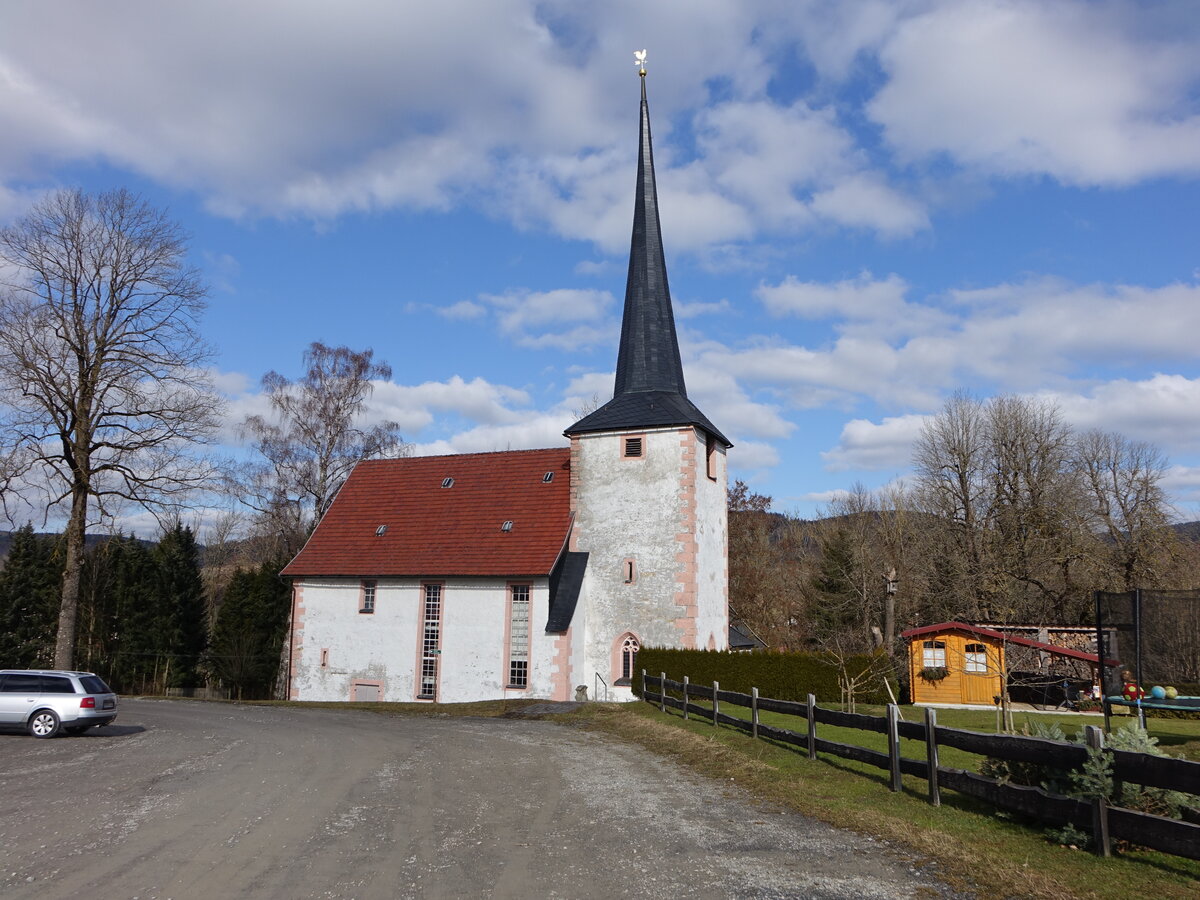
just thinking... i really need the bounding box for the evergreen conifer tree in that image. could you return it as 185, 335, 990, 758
0, 525, 63, 667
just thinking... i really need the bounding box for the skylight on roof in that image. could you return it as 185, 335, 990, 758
542, 471, 554, 483
441, 477, 454, 488
375, 525, 388, 536
501, 520, 513, 532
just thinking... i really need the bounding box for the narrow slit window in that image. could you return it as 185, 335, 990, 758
623, 558, 636, 584
320, 648, 329, 668
360, 580, 376, 614
705, 433, 717, 480
623, 436, 643, 458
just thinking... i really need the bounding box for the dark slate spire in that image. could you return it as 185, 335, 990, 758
613, 74, 685, 396
566, 70, 730, 446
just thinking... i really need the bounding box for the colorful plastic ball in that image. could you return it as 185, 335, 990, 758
1165, 686, 1179, 700
1150, 685, 1166, 700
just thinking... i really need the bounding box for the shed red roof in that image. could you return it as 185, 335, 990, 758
901, 621, 1113, 665
281, 448, 572, 578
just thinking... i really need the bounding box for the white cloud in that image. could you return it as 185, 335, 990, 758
676, 298, 732, 319
436, 300, 488, 321
868, 0, 1200, 184
726, 439, 781, 472
757, 272, 907, 320
821, 414, 928, 472
481, 287, 616, 350
809, 174, 929, 236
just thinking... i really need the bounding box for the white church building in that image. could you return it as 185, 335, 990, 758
281, 70, 731, 703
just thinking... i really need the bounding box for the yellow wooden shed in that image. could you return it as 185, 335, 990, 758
902, 621, 1103, 707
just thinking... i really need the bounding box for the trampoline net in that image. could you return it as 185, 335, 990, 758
1096, 589, 1200, 693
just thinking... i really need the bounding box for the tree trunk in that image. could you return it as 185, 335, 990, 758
53, 485, 89, 669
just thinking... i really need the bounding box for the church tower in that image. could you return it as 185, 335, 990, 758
565, 62, 731, 699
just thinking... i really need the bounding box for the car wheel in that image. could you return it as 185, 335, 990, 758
64, 725, 89, 736
29, 709, 61, 739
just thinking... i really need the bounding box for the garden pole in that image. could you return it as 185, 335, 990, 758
1085, 725, 1111, 857
751, 687, 759, 741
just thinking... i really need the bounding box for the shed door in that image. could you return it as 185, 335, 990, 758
960, 642, 999, 705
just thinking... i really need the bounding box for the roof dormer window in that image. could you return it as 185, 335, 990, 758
542, 471, 554, 483
375, 524, 388, 536
501, 520, 514, 532
441, 477, 454, 488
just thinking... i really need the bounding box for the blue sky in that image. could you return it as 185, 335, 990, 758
2, 0, 1200, 527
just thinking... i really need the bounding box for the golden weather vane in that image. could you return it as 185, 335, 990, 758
634, 49, 647, 76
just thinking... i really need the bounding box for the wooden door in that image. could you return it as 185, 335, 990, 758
960, 640, 999, 705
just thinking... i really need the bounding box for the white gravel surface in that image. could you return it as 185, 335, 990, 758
0, 699, 972, 899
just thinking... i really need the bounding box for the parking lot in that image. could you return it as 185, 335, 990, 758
0, 699, 964, 899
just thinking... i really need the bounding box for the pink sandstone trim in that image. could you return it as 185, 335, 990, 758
673, 428, 699, 648
288, 583, 305, 700
551, 627, 573, 701
351, 678, 384, 701
568, 437, 581, 552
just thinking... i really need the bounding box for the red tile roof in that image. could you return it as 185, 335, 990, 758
901, 621, 1115, 665
281, 448, 572, 578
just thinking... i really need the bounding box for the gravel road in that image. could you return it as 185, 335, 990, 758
0, 700, 967, 899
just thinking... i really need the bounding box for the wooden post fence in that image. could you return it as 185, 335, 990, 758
682, 676, 689, 721
925, 707, 941, 807
751, 687, 759, 741
806, 693, 817, 760
713, 681, 720, 728
660, 671, 667, 713
886, 703, 902, 792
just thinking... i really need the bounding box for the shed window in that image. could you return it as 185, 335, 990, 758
922, 640, 946, 667
964, 643, 988, 673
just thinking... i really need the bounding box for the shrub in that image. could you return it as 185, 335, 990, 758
635, 647, 896, 705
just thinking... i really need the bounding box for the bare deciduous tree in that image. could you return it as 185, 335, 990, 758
0, 188, 221, 668
239, 342, 408, 551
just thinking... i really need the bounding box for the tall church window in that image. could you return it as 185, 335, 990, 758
618, 635, 640, 685
508, 584, 530, 688
418, 583, 442, 699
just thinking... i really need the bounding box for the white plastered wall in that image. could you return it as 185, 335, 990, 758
289, 576, 561, 702
571, 425, 729, 701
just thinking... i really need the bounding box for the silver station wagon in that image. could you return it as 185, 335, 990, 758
0, 670, 119, 738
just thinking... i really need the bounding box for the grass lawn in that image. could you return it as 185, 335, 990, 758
571, 700, 1200, 900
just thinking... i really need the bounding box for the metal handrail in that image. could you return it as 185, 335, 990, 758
594, 672, 609, 702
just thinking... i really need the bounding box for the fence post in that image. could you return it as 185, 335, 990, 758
1085, 725, 1111, 857
683, 676, 689, 721
641, 668, 647, 704
713, 680, 720, 727
751, 687, 759, 741
660, 672, 667, 713
806, 693, 817, 760
925, 707, 941, 807
886, 703, 902, 792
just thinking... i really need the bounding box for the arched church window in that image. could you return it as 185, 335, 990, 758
620, 635, 640, 683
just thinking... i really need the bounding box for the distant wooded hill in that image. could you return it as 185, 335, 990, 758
0, 531, 157, 565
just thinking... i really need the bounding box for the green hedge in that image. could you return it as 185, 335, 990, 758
634, 647, 901, 705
